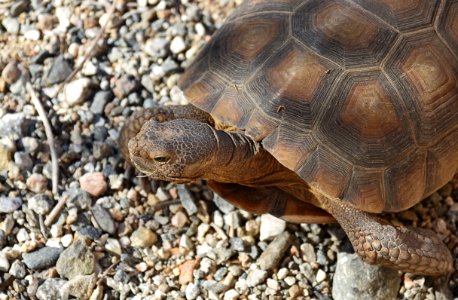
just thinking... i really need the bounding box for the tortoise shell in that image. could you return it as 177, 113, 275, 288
178, 0, 458, 213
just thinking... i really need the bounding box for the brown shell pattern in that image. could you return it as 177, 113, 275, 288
179, 0, 458, 213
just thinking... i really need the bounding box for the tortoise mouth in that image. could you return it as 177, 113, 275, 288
131, 155, 197, 183
130, 155, 155, 174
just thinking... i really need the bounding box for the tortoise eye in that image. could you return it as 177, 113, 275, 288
154, 155, 171, 163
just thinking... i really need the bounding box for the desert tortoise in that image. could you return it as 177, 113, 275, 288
121, 0, 458, 276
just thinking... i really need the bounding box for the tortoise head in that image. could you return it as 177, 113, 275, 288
127, 119, 218, 183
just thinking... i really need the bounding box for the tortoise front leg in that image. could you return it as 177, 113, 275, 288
208, 181, 336, 224
318, 195, 453, 276
119, 105, 214, 162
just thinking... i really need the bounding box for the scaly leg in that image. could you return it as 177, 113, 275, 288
318, 195, 452, 276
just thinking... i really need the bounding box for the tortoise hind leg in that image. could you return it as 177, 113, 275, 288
318, 195, 452, 276
208, 181, 336, 224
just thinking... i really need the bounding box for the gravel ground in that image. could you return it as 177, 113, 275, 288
0, 0, 457, 299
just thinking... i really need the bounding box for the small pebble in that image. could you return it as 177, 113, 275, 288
56, 240, 95, 279
0, 197, 23, 213
289, 285, 302, 298
26, 173, 48, 193
61, 234, 73, 248
185, 282, 200, 299
130, 227, 157, 248
257, 231, 293, 270
105, 238, 122, 255
179, 260, 198, 285
259, 214, 286, 241
90, 91, 113, 114
316, 269, 327, 283
332, 252, 401, 300
79, 172, 108, 197
36, 278, 67, 300
170, 36, 186, 54
63, 274, 97, 299
171, 211, 188, 228
2, 18, 20, 34
28, 194, 52, 215
64, 78, 92, 106
23, 247, 62, 270
213, 193, 235, 214
177, 184, 198, 215
267, 278, 280, 291
1, 60, 21, 84
45, 55, 73, 85
224, 289, 240, 300
91, 204, 115, 235
246, 268, 268, 287
0, 252, 10, 272
112, 75, 139, 99
9, 260, 26, 278
179, 234, 193, 249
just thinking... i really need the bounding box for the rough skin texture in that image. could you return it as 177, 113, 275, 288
120, 105, 453, 276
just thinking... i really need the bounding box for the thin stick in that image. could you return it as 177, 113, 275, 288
151, 199, 181, 211
55, 4, 116, 96
96, 260, 120, 286
38, 214, 48, 241
26, 82, 59, 195
44, 194, 69, 227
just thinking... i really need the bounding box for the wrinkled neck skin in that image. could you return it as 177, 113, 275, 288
204, 128, 317, 204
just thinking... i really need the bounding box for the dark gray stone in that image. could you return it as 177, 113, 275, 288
177, 184, 198, 215
213, 193, 235, 214
77, 226, 102, 240
0, 197, 23, 213
90, 90, 113, 114
91, 204, 115, 235
332, 252, 401, 300
44, 55, 72, 85
22, 247, 62, 270
14, 152, 33, 171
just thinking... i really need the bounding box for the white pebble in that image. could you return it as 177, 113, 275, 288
170, 36, 186, 54
179, 234, 193, 249
195, 23, 206, 36
106, 239, 122, 255
260, 214, 286, 241
267, 278, 280, 291
0, 252, 10, 272
24, 29, 41, 40
223, 289, 239, 300
16, 228, 29, 242
50, 224, 62, 238
56, 7, 72, 30
284, 276, 296, 286
277, 268, 289, 280
316, 269, 326, 283
45, 238, 61, 248
61, 234, 73, 248
64, 78, 92, 106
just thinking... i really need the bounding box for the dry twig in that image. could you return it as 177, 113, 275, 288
44, 194, 69, 227
26, 82, 59, 195
96, 260, 120, 286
